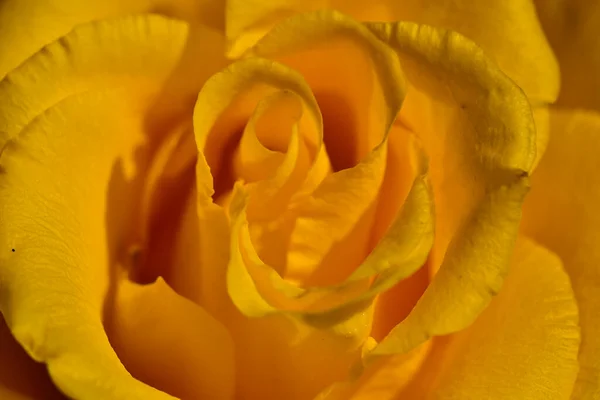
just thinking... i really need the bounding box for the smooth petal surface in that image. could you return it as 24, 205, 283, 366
106, 277, 235, 400
0, 15, 188, 399
397, 237, 580, 399
0, 316, 66, 399
0, 0, 224, 79
522, 109, 600, 399
534, 0, 600, 111
225, 0, 558, 103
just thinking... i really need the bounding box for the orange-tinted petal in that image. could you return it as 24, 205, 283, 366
398, 237, 580, 399
522, 109, 600, 399
0, 15, 188, 399
0, 0, 224, 79
353, 22, 533, 360
534, 0, 600, 111
225, 0, 557, 103
106, 277, 235, 399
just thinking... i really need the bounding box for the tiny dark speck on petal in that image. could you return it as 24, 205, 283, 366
11, 248, 15, 252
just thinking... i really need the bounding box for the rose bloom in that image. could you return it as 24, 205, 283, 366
0, 0, 598, 399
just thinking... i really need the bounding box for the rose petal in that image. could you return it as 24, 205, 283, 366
368, 172, 528, 356
0, 0, 223, 79
396, 238, 580, 399
249, 10, 405, 170
191, 13, 433, 399
521, 109, 600, 399
193, 57, 326, 202
534, 0, 600, 111
0, 15, 188, 399
220, 12, 432, 321
225, 0, 558, 103
319, 237, 580, 399
341, 23, 533, 361
106, 277, 235, 399
315, 340, 432, 400
240, 10, 407, 284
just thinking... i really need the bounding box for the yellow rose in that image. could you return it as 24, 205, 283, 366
0, 1, 597, 399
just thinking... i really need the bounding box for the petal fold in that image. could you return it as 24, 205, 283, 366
0, 0, 223, 79
348, 22, 535, 360
225, 0, 558, 103
0, 15, 188, 399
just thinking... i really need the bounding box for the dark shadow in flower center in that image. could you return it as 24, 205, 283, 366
315, 91, 361, 173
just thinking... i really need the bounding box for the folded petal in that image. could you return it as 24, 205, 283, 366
225, 0, 557, 103
321, 237, 580, 399
0, 15, 188, 399
522, 109, 600, 399
357, 22, 533, 359
191, 11, 434, 399
396, 237, 580, 399
0, 0, 224, 79
534, 0, 600, 111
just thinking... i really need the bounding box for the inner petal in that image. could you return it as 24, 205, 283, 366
244, 11, 406, 286
267, 35, 392, 172
233, 90, 305, 184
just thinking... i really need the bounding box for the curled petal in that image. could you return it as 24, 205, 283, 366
0, 15, 188, 399
333, 23, 535, 364
0, 0, 223, 79
225, 0, 558, 103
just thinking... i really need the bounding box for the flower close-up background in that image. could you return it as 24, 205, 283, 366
0, 0, 598, 399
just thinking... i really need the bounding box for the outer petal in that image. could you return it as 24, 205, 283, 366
521, 109, 600, 399
0, 15, 189, 399
0, 0, 224, 79
225, 0, 558, 103
534, 0, 600, 111
318, 238, 580, 400
396, 237, 580, 399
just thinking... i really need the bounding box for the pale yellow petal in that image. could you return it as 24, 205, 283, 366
0, 15, 188, 399
522, 109, 600, 399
